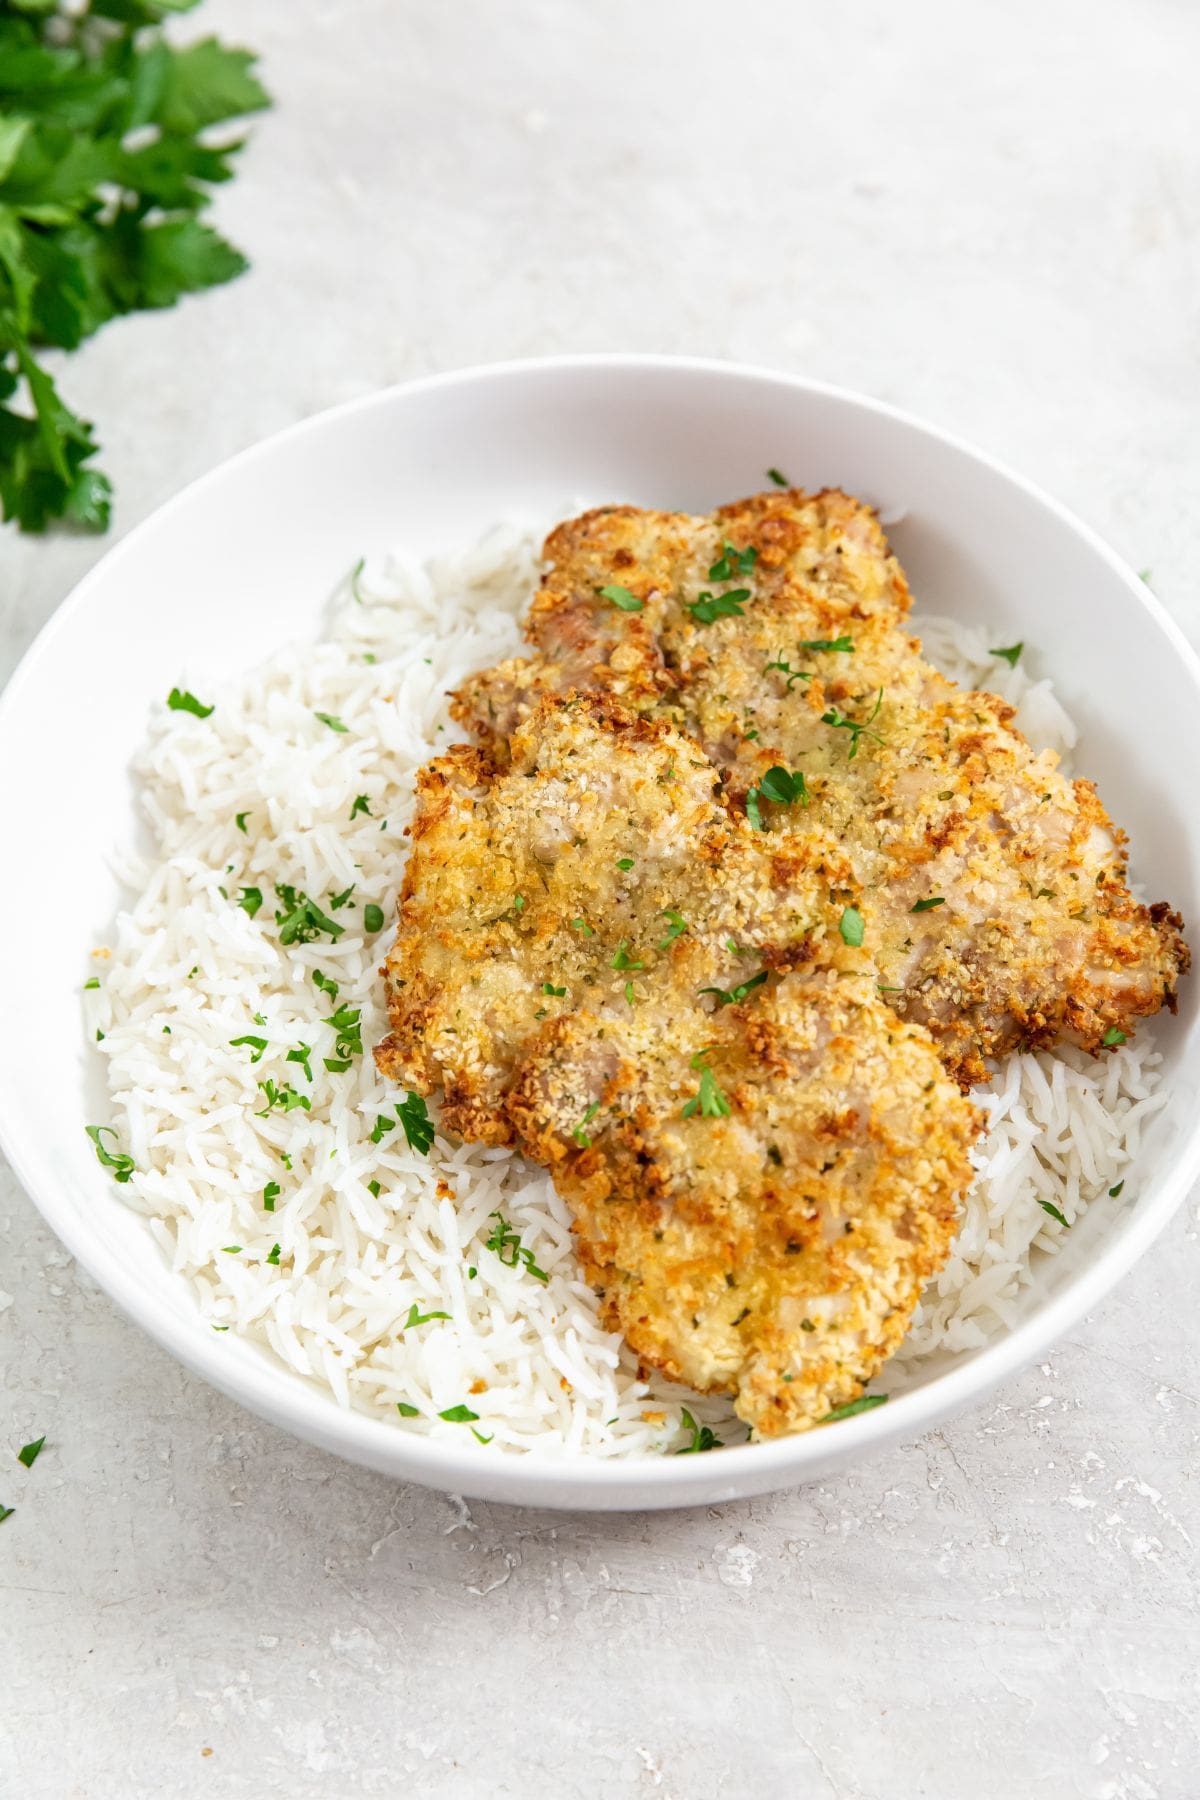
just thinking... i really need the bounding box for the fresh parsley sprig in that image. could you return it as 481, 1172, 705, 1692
0, 1, 269, 533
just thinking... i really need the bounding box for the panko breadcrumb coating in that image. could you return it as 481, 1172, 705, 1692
376, 695, 979, 1435
452, 490, 1188, 1088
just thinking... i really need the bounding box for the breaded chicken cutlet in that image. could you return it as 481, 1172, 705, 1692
376, 695, 979, 1436
453, 491, 1188, 1088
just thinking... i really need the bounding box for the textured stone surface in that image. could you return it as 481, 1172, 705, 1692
3, 2, 1200, 1795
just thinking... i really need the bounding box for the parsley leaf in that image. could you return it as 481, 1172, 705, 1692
167, 687, 213, 718
1038, 1199, 1070, 1228
682, 1060, 731, 1120
404, 1302, 451, 1328
839, 907, 865, 947
397, 1090, 435, 1155
0, 11, 268, 534
0, 1505, 14, 1524
84, 1123, 134, 1183
1102, 1026, 1127, 1047
707, 541, 758, 581
688, 586, 751, 625
674, 1409, 722, 1453
229, 1033, 268, 1063
395, 1401, 420, 1417
596, 583, 643, 612
766, 467, 790, 487
699, 969, 769, 1008
573, 1102, 600, 1148
17, 1437, 44, 1469
798, 635, 854, 654
611, 939, 643, 971
484, 1210, 549, 1282
273, 884, 342, 946
349, 795, 371, 820
313, 711, 348, 733
820, 690, 885, 758
235, 811, 249, 833
438, 1404, 480, 1423
237, 886, 262, 917
747, 765, 807, 828
911, 897, 945, 913
262, 1182, 280, 1211
821, 1394, 889, 1423
990, 642, 1024, 667
657, 908, 688, 948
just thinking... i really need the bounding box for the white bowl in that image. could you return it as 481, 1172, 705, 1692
3, 356, 1198, 1511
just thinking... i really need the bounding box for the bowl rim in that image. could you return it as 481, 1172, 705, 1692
4, 351, 1200, 1502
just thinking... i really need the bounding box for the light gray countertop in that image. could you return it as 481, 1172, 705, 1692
3, 3, 1199, 1795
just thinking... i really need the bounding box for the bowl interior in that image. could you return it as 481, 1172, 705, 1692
3, 358, 1198, 1509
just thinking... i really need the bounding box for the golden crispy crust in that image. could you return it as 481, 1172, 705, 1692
451, 490, 1188, 1086
376, 694, 979, 1435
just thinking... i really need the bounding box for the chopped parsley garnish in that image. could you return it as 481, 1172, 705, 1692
766, 467, 790, 487
616, 857, 634, 871
699, 969, 769, 1008
571, 917, 596, 937
764, 655, 812, 691
839, 907, 865, 947
329, 885, 355, 910
542, 981, 566, 997
682, 1059, 731, 1120
370, 1113, 396, 1144
167, 688, 213, 718
312, 970, 339, 1000
485, 1211, 550, 1282
0, 1505, 14, 1523
363, 903, 385, 933
323, 1004, 363, 1060
395, 1402, 420, 1417
397, 1091, 435, 1155
688, 586, 752, 625
798, 635, 854, 654
821, 1394, 888, 1423
439, 1405, 480, 1423
349, 795, 371, 820
313, 710, 348, 732
230, 1033, 268, 1063
708, 541, 758, 581
674, 1409, 723, 1453
611, 939, 643, 971
1102, 1026, 1127, 1047
573, 1102, 600, 1148
17, 1437, 45, 1470
597, 583, 644, 612
83, 977, 100, 990
747, 766, 809, 835
1038, 1200, 1070, 1228
85, 1124, 135, 1183
274, 885, 343, 945
350, 557, 367, 603
512, 894, 526, 912
657, 909, 688, 948
911, 897, 945, 913
255, 1080, 309, 1116
367, 1180, 381, 1198
286, 1042, 313, 1082
990, 643, 1024, 667
404, 1302, 451, 1328
472, 1428, 494, 1445
820, 690, 884, 758
266, 1243, 281, 1265
1109, 1180, 1125, 1198
221, 1245, 242, 1255
236, 812, 250, 833
263, 1182, 280, 1211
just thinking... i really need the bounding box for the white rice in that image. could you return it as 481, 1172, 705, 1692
83, 530, 1166, 1453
